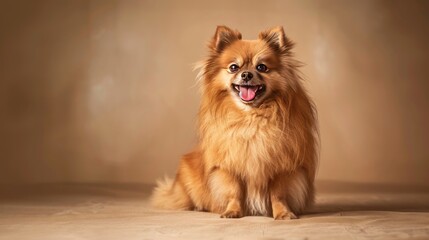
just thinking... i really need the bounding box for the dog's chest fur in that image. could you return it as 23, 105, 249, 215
205, 108, 289, 174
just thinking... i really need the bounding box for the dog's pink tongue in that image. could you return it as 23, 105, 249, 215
239, 86, 258, 101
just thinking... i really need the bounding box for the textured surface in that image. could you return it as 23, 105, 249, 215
1, 182, 428, 240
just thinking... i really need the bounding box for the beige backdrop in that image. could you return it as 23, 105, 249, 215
0, 0, 428, 187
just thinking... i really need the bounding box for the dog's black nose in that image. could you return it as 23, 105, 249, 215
241, 71, 253, 81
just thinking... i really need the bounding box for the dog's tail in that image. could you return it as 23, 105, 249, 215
150, 176, 192, 210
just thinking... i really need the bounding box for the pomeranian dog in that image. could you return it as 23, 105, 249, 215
152, 26, 318, 220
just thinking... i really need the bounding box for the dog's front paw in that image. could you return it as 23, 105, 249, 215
274, 211, 298, 220
220, 209, 242, 218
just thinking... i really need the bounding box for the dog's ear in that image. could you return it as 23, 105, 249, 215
210, 26, 242, 52
259, 26, 294, 52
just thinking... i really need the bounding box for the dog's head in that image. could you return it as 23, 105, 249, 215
198, 26, 299, 109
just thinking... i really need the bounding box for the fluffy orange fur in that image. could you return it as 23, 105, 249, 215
152, 26, 318, 220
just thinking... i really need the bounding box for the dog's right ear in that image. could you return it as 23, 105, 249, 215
258, 26, 294, 52
210, 26, 242, 53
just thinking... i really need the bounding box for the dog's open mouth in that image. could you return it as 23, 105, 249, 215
232, 84, 266, 102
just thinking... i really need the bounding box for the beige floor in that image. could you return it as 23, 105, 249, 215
0, 182, 428, 240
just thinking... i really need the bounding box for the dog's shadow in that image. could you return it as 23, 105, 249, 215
307, 181, 429, 215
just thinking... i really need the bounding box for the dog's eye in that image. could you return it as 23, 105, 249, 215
256, 64, 268, 72
228, 64, 239, 73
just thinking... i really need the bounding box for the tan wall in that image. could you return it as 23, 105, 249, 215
1, 0, 428, 186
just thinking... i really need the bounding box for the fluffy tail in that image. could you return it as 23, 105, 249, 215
150, 176, 192, 210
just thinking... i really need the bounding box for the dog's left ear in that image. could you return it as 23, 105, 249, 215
259, 26, 294, 52
210, 26, 242, 53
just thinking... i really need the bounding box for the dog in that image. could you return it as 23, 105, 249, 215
152, 26, 318, 220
